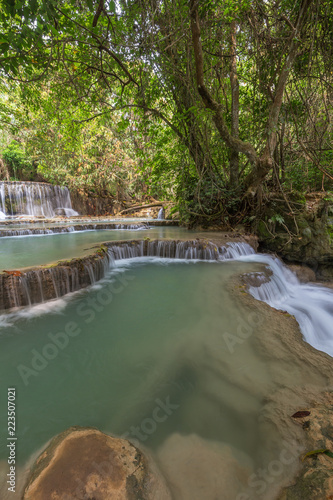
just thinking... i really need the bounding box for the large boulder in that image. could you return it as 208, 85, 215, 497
23, 426, 171, 500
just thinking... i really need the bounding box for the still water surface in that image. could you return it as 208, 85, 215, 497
0, 257, 327, 499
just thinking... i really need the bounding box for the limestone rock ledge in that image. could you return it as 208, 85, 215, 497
0, 236, 257, 311
278, 393, 333, 500
23, 426, 171, 500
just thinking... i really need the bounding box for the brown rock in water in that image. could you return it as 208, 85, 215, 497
23, 426, 171, 500
287, 264, 317, 283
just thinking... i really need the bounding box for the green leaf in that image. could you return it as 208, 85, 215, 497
86, 0, 94, 11
302, 449, 333, 461
109, 0, 116, 13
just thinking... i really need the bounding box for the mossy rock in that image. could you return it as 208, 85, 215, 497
279, 465, 333, 500
257, 220, 271, 239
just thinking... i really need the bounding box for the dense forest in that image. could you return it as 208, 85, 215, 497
0, 0, 332, 225
1, 4, 333, 498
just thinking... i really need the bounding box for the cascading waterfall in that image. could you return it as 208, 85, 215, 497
114, 223, 149, 230
0, 252, 111, 311
0, 223, 150, 237
157, 207, 165, 219
0, 182, 5, 214
108, 241, 145, 260
235, 252, 333, 357
0, 226, 76, 237
0, 181, 79, 217
105, 240, 333, 357
0, 238, 332, 358
0, 240, 251, 310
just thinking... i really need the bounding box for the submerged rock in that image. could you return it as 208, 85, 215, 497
23, 426, 171, 500
157, 433, 251, 500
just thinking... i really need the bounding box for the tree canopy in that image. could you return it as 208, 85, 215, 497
0, 0, 332, 223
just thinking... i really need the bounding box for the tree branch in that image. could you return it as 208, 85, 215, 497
189, 0, 259, 166
92, 0, 104, 27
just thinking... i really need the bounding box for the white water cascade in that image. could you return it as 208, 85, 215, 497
0, 181, 78, 217
234, 248, 333, 357
0, 237, 332, 357
157, 207, 165, 219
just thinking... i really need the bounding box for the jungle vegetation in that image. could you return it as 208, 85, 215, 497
0, 0, 332, 224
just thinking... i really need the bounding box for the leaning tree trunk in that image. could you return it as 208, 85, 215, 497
229, 19, 239, 188
189, 0, 313, 195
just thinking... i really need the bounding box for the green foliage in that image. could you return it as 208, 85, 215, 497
323, 192, 333, 203
0, 0, 332, 221
1, 140, 34, 180
268, 214, 285, 225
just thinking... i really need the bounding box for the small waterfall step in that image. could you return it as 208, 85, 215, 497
1, 236, 332, 358
0, 221, 179, 237
240, 253, 333, 357
0, 239, 254, 310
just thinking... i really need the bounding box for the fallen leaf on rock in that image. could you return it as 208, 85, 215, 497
3, 270, 22, 276
292, 410, 311, 418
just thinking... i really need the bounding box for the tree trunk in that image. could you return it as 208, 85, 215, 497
189, 0, 259, 167
189, 0, 312, 194
229, 19, 239, 188
243, 0, 312, 192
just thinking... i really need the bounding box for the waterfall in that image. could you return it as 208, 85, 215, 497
146, 239, 220, 259
157, 208, 165, 220
108, 241, 145, 260
0, 240, 253, 310
235, 252, 333, 357
0, 226, 76, 237
1, 236, 332, 361
105, 239, 254, 261
0, 182, 5, 213
114, 223, 149, 230
0, 223, 152, 237
0, 251, 111, 310
0, 181, 78, 217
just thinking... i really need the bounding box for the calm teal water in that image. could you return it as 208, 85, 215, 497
0, 260, 256, 459
0, 227, 190, 270
0, 258, 322, 499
